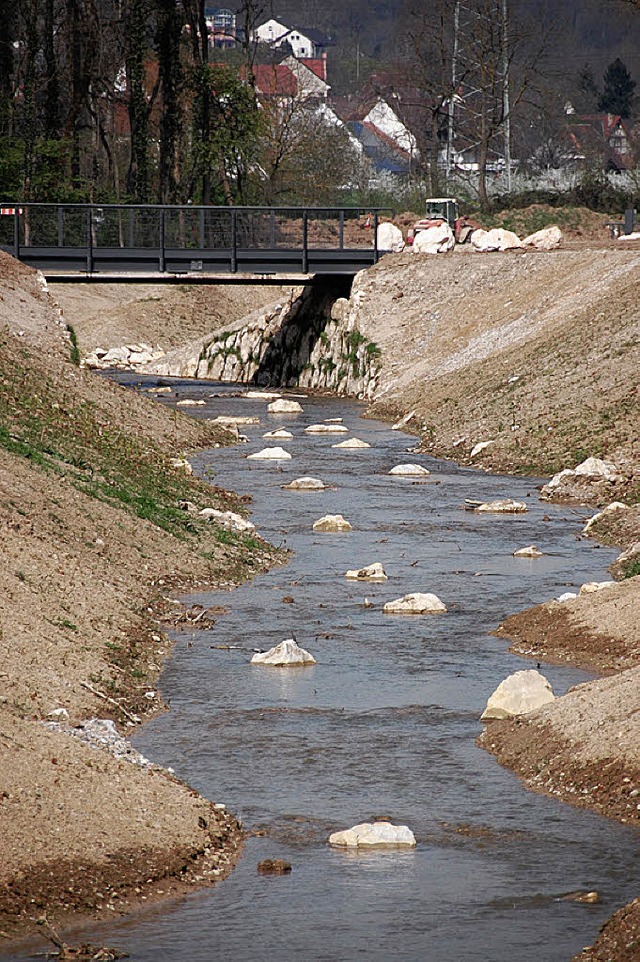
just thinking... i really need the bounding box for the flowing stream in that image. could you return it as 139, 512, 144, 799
19, 380, 640, 961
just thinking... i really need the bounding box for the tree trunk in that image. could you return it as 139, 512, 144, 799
125, 0, 150, 201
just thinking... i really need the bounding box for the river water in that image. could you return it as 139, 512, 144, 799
17, 380, 640, 961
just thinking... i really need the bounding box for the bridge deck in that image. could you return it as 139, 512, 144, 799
0, 203, 388, 281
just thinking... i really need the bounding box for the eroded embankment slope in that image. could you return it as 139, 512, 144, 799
0, 252, 280, 941
348, 247, 640, 482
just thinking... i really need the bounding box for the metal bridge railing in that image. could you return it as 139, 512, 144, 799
0, 204, 392, 275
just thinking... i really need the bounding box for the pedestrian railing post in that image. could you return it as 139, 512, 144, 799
13, 207, 20, 259
231, 209, 237, 272
373, 210, 379, 264
302, 211, 309, 273
86, 208, 94, 274
159, 209, 166, 273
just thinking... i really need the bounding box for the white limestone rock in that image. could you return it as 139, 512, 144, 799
345, 562, 388, 582
543, 458, 623, 497
251, 638, 316, 667
213, 415, 260, 426
176, 398, 205, 407
388, 463, 430, 477
521, 225, 563, 250
412, 223, 455, 254
313, 514, 353, 532
305, 423, 349, 434
472, 227, 523, 252
557, 591, 578, 602
243, 391, 282, 400
329, 821, 416, 848
169, 457, 192, 475
377, 221, 406, 252
574, 457, 623, 482
579, 581, 616, 595
470, 440, 495, 458
332, 437, 371, 449
199, 508, 255, 533
383, 592, 446, 614
392, 411, 416, 431
475, 499, 528, 513
267, 398, 303, 414
513, 545, 543, 558
147, 386, 172, 394
582, 502, 628, 534
263, 429, 293, 439
247, 446, 292, 460
282, 477, 328, 491
481, 669, 555, 721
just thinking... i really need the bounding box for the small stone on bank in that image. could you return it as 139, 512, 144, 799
481, 669, 554, 721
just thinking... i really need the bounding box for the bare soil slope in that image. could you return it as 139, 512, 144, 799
0, 252, 280, 943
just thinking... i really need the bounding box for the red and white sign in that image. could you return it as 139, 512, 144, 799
0, 207, 23, 215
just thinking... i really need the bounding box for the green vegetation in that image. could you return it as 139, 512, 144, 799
0, 339, 237, 545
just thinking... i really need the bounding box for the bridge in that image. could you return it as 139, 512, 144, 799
0, 203, 390, 283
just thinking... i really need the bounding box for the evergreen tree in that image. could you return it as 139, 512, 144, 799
598, 58, 636, 117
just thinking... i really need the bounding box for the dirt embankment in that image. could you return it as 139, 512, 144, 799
0, 252, 282, 944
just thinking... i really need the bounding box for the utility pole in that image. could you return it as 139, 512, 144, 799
446, 0, 461, 180
502, 0, 512, 192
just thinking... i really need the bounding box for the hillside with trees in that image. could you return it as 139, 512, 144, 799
0, 0, 636, 209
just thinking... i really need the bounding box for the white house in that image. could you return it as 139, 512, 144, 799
253, 19, 330, 59
362, 99, 417, 156
281, 55, 330, 101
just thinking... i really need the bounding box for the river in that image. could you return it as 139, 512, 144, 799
23, 380, 640, 961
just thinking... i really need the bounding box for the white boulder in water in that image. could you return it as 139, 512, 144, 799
332, 438, 371, 449
389, 463, 430, 477
282, 477, 328, 491
247, 446, 292, 461
305, 423, 349, 434
481, 669, 554, 720
267, 398, 303, 414
329, 821, 416, 848
176, 398, 205, 406
475, 499, 527, 513
345, 562, 388, 582
263, 429, 293, 439
383, 592, 446, 614
313, 514, 353, 532
251, 638, 316, 666
513, 545, 543, 558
